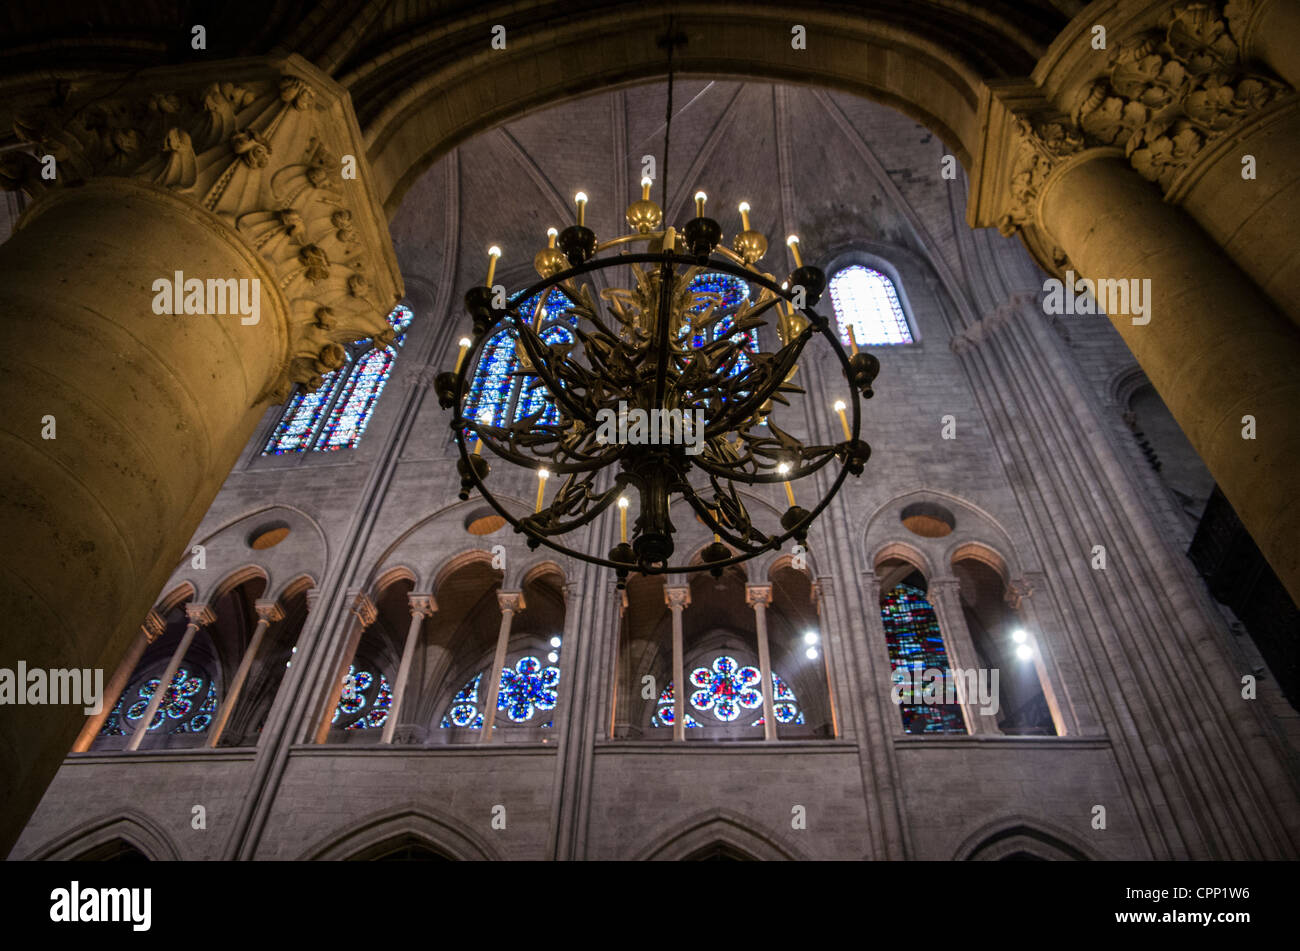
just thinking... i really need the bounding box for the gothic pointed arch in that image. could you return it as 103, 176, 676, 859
303, 805, 502, 861
634, 808, 805, 861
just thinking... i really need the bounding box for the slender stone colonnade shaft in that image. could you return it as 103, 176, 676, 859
0, 56, 402, 855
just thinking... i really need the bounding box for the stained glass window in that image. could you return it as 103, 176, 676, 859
828, 265, 912, 346
100, 666, 217, 735
439, 655, 560, 728
463, 289, 575, 434
262, 304, 414, 454
331, 663, 393, 730
880, 583, 966, 734
650, 654, 804, 727
685, 273, 755, 381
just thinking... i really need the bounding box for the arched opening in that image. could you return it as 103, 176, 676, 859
71, 839, 150, 862
875, 555, 966, 735
951, 554, 1058, 737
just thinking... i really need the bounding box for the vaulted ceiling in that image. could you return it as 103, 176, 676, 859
389, 78, 974, 330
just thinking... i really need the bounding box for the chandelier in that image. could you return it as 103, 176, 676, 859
435, 44, 878, 583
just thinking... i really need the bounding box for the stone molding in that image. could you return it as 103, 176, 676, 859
0, 54, 402, 401
140, 610, 167, 644
184, 603, 217, 627
407, 593, 437, 618
949, 291, 1039, 354
253, 599, 285, 624
664, 585, 691, 610
346, 589, 378, 628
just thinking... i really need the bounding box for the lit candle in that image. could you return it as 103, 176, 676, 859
641, 176, 653, 201
833, 399, 850, 440
454, 335, 472, 373
547, 227, 558, 248
694, 190, 707, 217
618, 495, 629, 542
535, 467, 550, 512
574, 191, 588, 227
786, 234, 802, 267
738, 201, 751, 231
485, 245, 502, 287
777, 461, 796, 507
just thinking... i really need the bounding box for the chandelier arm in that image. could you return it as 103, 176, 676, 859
508, 310, 601, 427
680, 486, 774, 553
690, 442, 841, 485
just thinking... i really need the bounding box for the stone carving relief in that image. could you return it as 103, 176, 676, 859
997, 118, 1085, 237
1074, 1, 1288, 190
0, 62, 401, 400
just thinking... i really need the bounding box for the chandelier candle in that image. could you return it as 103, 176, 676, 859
535, 468, 549, 512
739, 201, 751, 231
834, 400, 851, 440
454, 336, 472, 373
778, 462, 797, 507
618, 495, 629, 543
695, 191, 707, 217
485, 245, 501, 287
574, 191, 588, 227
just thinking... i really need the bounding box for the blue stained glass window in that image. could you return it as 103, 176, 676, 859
880, 583, 966, 734
262, 304, 413, 454
828, 265, 912, 346
318, 346, 396, 450
102, 666, 216, 735
262, 365, 349, 454
332, 663, 392, 730
439, 655, 561, 729
464, 289, 575, 433
650, 654, 803, 727
685, 273, 755, 380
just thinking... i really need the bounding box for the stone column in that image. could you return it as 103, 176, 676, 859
745, 585, 778, 741
1038, 152, 1300, 603
664, 586, 690, 741
206, 599, 284, 748
313, 591, 378, 744
126, 603, 215, 751
480, 591, 524, 742
927, 577, 995, 735
811, 582, 841, 737
0, 55, 401, 852
382, 593, 436, 744
72, 610, 166, 752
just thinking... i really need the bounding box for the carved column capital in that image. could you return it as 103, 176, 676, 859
140, 610, 167, 644
1, 54, 402, 401
664, 585, 691, 610
745, 584, 773, 608
1071, 1, 1290, 193
304, 588, 322, 612
1004, 576, 1035, 610
347, 589, 378, 627
497, 590, 525, 614
253, 598, 285, 624
184, 603, 217, 627
408, 593, 437, 618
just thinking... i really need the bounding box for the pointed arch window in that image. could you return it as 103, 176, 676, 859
464, 288, 577, 430
828, 264, 912, 346
262, 304, 414, 454
880, 583, 965, 734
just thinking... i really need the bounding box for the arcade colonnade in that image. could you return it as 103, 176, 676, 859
1, 0, 1298, 854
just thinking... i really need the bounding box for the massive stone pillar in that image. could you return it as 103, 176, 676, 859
0, 55, 401, 853
968, 7, 1300, 605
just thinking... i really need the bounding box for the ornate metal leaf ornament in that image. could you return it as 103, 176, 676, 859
435, 209, 878, 584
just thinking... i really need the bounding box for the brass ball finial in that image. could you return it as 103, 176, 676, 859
626, 176, 662, 233
534, 227, 569, 278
